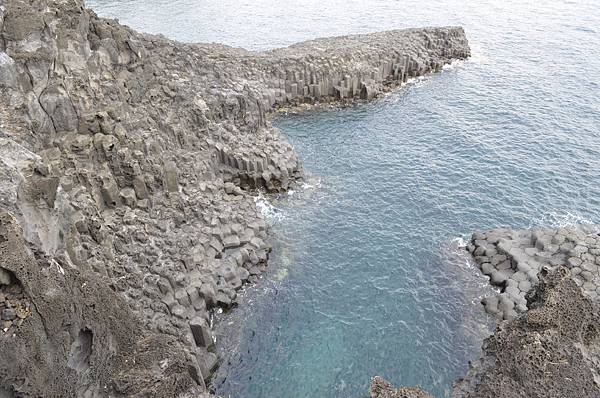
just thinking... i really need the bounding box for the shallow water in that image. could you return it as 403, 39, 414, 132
89, 0, 600, 396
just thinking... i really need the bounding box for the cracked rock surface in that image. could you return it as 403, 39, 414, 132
0, 0, 469, 396
468, 225, 600, 320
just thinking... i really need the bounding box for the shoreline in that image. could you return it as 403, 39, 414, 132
372, 225, 600, 397
3, 1, 597, 397
0, 0, 470, 396
210, 206, 499, 396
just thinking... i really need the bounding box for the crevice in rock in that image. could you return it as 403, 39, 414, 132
0, 386, 16, 398
0, 267, 31, 336
67, 328, 94, 373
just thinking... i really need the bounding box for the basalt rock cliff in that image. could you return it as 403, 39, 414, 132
0, 0, 470, 396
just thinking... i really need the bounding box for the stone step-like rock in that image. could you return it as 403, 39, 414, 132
469, 224, 600, 320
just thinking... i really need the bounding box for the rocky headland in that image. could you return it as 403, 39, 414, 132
0, 0, 470, 396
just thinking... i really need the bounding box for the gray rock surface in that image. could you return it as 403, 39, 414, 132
0, 0, 470, 396
467, 224, 600, 320
450, 226, 600, 397
0, 211, 209, 397
453, 266, 600, 398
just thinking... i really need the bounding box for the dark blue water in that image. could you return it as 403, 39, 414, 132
88, 0, 600, 396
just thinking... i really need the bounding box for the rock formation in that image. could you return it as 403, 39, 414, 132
373, 225, 600, 397
0, 0, 470, 395
449, 225, 600, 397
467, 225, 600, 320
453, 266, 600, 398
0, 211, 207, 397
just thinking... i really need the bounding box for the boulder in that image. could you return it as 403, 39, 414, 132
189, 317, 214, 350
0, 268, 11, 285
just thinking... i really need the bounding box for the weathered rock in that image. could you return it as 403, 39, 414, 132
0, 211, 202, 397
199, 283, 218, 309
469, 225, 600, 319
190, 316, 214, 350
388, 266, 600, 398
453, 267, 600, 398
0, 268, 11, 285
1, 308, 16, 321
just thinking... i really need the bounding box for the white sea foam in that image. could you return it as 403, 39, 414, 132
442, 61, 456, 70
442, 58, 469, 70
533, 211, 595, 229
253, 192, 285, 221
452, 236, 467, 248
299, 177, 321, 190
403, 76, 417, 86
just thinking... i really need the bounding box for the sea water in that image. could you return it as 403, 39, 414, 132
87, 1, 600, 396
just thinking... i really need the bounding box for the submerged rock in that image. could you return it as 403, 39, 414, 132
370, 376, 433, 398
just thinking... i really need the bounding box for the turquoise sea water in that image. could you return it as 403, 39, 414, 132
89, 1, 600, 396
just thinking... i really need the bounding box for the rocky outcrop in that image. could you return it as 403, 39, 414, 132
0, 211, 206, 397
0, 0, 470, 395
450, 225, 600, 397
379, 225, 600, 397
467, 225, 600, 320
453, 266, 600, 398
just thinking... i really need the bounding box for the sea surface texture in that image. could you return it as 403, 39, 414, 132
88, 1, 600, 396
